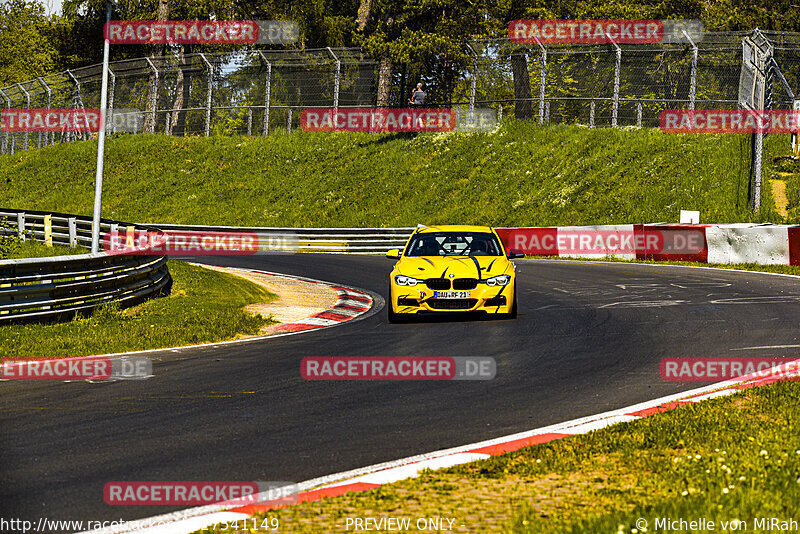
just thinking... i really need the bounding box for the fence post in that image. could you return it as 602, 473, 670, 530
145, 58, 159, 134
327, 47, 340, 110
589, 99, 595, 128
637, 102, 643, 127
16, 83, 30, 151
259, 52, 272, 135
66, 70, 88, 141
608, 36, 621, 127
17, 212, 25, 241
107, 67, 116, 134
287, 108, 292, 133
498, 104, 503, 121
200, 53, 213, 137
248, 108, 253, 135
68, 217, 77, 248
37, 77, 51, 147
682, 30, 698, 110
533, 37, 547, 125
0, 89, 9, 154
467, 43, 478, 126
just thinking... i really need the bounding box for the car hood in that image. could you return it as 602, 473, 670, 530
396, 255, 512, 279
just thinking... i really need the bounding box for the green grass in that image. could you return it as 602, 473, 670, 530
0, 121, 792, 227
194, 381, 800, 534
0, 261, 278, 358
1, 239, 88, 259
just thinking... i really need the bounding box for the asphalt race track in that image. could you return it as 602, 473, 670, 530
2, 255, 800, 529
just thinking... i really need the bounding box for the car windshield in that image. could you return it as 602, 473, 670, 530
405, 232, 504, 257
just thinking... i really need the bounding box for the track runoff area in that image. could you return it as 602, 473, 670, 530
3, 16, 800, 534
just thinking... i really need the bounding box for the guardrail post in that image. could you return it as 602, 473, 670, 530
0, 89, 9, 154
200, 53, 213, 137
37, 77, 51, 147
17, 212, 25, 241
68, 217, 77, 248
44, 214, 52, 247
16, 83, 30, 150
145, 58, 159, 134
258, 51, 271, 135
589, 99, 595, 128
608, 36, 622, 127
327, 47, 340, 110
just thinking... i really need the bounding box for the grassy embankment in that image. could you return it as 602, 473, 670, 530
0, 120, 794, 227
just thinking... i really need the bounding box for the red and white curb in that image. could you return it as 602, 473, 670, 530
81, 357, 800, 534
250, 269, 374, 333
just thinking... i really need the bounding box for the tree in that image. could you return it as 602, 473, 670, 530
0, 0, 59, 87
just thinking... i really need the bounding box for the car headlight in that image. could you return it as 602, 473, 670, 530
486, 275, 511, 286
395, 275, 422, 286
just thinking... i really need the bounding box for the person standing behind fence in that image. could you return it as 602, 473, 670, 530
409, 83, 426, 106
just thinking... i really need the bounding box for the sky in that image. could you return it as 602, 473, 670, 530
43, 0, 62, 15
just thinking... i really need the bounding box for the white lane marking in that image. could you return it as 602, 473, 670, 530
294, 317, 342, 327
730, 344, 800, 351
710, 296, 800, 304
598, 300, 688, 308
322, 453, 491, 488
324, 307, 362, 317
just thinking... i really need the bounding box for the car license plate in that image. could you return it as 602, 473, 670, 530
434, 290, 471, 299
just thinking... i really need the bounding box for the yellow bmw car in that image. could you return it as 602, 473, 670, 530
386, 225, 524, 322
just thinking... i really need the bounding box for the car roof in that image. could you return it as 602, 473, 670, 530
415, 225, 494, 234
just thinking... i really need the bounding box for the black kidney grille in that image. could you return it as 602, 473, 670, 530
425, 278, 451, 290
452, 278, 478, 290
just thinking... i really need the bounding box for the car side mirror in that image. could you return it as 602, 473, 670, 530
508, 248, 525, 259
386, 249, 401, 259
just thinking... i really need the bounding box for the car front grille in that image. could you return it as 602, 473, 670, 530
427, 298, 478, 310
425, 278, 450, 290
452, 278, 478, 290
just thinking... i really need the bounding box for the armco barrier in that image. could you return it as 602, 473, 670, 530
152, 223, 416, 254
0, 209, 171, 323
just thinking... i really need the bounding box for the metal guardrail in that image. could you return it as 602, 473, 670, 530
0, 209, 171, 323
153, 222, 416, 254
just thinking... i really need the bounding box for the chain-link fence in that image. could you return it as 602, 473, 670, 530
3, 31, 800, 154
455, 31, 800, 127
